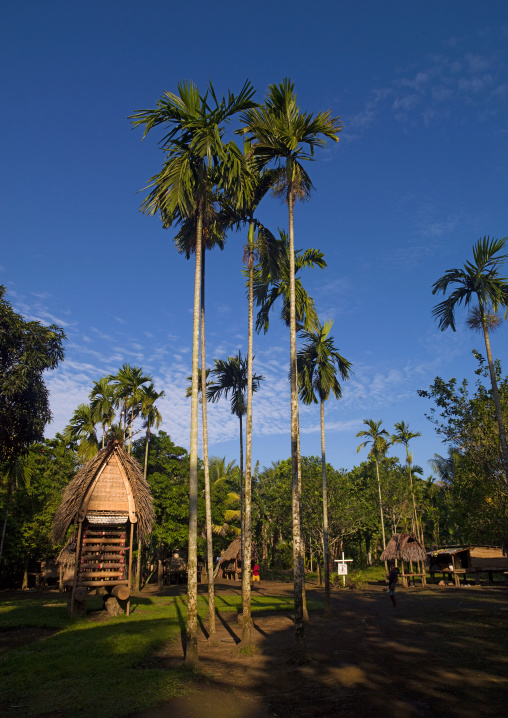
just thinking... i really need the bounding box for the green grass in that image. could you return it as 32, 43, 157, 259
0, 591, 303, 717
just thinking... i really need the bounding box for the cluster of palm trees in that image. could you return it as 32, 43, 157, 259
65, 364, 164, 463
356, 419, 423, 562
131, 77, 346, 661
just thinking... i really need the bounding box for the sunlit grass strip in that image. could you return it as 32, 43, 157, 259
0, 592, 309, 717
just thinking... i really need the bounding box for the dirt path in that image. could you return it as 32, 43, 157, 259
130, 580, 508, 718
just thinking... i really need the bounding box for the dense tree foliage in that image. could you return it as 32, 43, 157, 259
0, 286, 65, 463
419, 353, 508, 546
0, 434, 76, 586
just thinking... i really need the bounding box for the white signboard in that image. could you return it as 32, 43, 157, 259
337, 563, 348, 575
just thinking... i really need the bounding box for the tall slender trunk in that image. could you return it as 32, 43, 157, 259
321, 400, 331, 617
288, 190, 305, 653
239, 412, 244, 568
0, 482, 14, 564
296, 417, 309, 623
186, 205, 203, 666
241, 225, 255, 646
375, 459, 387, 570
200, 248, 217, 643
481, 310, 508, 484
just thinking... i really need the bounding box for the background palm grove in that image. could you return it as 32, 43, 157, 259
2, 0, 508, 656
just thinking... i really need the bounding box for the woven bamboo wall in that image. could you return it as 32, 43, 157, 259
87, 459, 130, 514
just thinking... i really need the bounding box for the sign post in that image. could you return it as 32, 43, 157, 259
334, 552, 353, 587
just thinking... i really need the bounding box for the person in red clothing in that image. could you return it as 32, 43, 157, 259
252, 561, 260, 585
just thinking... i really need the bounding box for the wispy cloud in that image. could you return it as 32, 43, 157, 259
344, 31, 508, 141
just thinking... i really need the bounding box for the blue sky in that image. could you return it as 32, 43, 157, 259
2, 1, 508, 475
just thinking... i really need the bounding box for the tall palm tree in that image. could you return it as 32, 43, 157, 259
207, 349, 263, 641
0, 455, 32, 564
356, 419, 390, 562
130, 80, 256, 664
297, 320, 352, 616
89, 377, 116, 448
177, 189, 227, 646
432, 236, 508, 484
221, 161, 280, 646
64, 404, 99, 462
252, 230, 326, 629
391, 421, 423, 543
241, 85, 341, 648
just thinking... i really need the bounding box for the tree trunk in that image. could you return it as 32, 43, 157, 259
200, 247, 217, 643
481, 312, 508, 484
296, 419, 309, 623
239, 411, 244, 570
288, 190, 306, 657
241, 226, 255, 647
185, 205, 203, 666
321, 400, 331, 617
0, 482, 14, 565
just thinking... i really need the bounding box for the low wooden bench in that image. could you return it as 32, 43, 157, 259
400, 572, 427, 588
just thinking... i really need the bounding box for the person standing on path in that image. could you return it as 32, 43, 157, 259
387, 564, 400, 608
252, 561, 260, 586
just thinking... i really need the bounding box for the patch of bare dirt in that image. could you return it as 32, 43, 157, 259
130, 579, 508, 718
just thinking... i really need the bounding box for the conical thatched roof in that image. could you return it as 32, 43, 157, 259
221, 537, 258, 563
380, 533, 426, 563
52, 440, 154, 543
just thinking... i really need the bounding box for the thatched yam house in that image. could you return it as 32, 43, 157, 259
52, 440, 154, 613
218, 537, 258, 580
381, 533, 427, 587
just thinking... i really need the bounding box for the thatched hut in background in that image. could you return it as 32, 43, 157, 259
381, 533, 427, 587
55, 534, 76, 591
218, 537, 258, 581
52, 439, 154, 614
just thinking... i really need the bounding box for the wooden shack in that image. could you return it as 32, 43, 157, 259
380, 533, 427, 587
427, 546, 508, 585
52, 439, 154, 614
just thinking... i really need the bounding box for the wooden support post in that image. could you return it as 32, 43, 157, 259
127, 522, 134, 617
70, 521, 83, 615
454, 572, 460, 587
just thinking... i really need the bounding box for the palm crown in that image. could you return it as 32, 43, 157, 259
130, 80, 257, 220
240, 78, 342, 201
297, 320, 353, 404
432, 236, 508, 331
253, 231, 326, 334
207, 351, 264, 418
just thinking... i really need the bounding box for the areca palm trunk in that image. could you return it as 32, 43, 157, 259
241, 223, 255, 646
296, 417, 309, 623
0, 483, 14, 565
480, 306, 508, 484
288, 189, 305, 651
200, 247, 217, 643
321, 399, 331, 617
239, 412, 244, 567
186, 205, 203, 666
